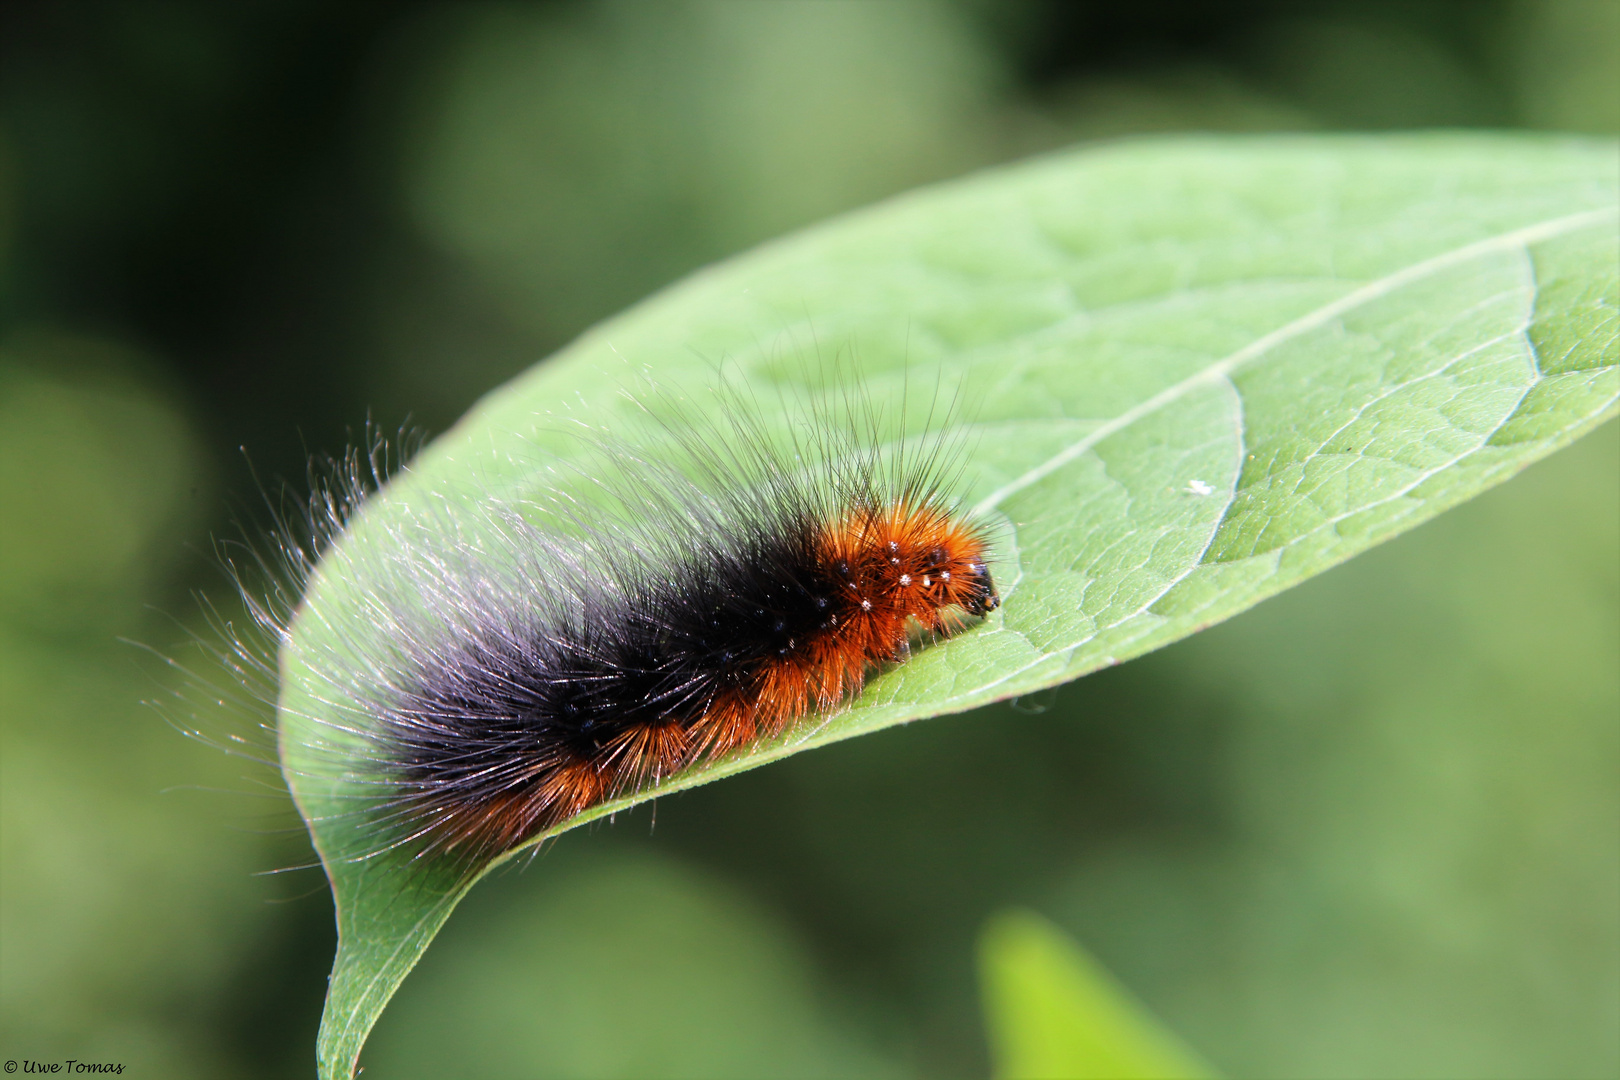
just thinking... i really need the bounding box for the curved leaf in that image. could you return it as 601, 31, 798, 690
276, 133, 1619, 1077
979, 909, 1215, 1079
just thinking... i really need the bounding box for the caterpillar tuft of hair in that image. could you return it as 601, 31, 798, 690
249, 382, 999, 874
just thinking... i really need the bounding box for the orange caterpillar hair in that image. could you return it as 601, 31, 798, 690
279, 388, 998, 870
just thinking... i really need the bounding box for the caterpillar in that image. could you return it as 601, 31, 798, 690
252, 380, 998, 873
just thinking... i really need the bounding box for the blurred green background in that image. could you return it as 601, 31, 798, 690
1, 3, 1615, 1077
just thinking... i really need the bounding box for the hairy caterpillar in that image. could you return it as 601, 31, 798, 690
245, 378, 998, 874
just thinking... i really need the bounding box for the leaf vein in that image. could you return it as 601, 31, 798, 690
972, 208, 1618, 516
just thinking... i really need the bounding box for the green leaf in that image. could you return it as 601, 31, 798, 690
277, 133, 1619, 1078
979, 909, 1216, 1079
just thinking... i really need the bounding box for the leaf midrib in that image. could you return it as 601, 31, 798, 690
973, 207, 1617, 516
